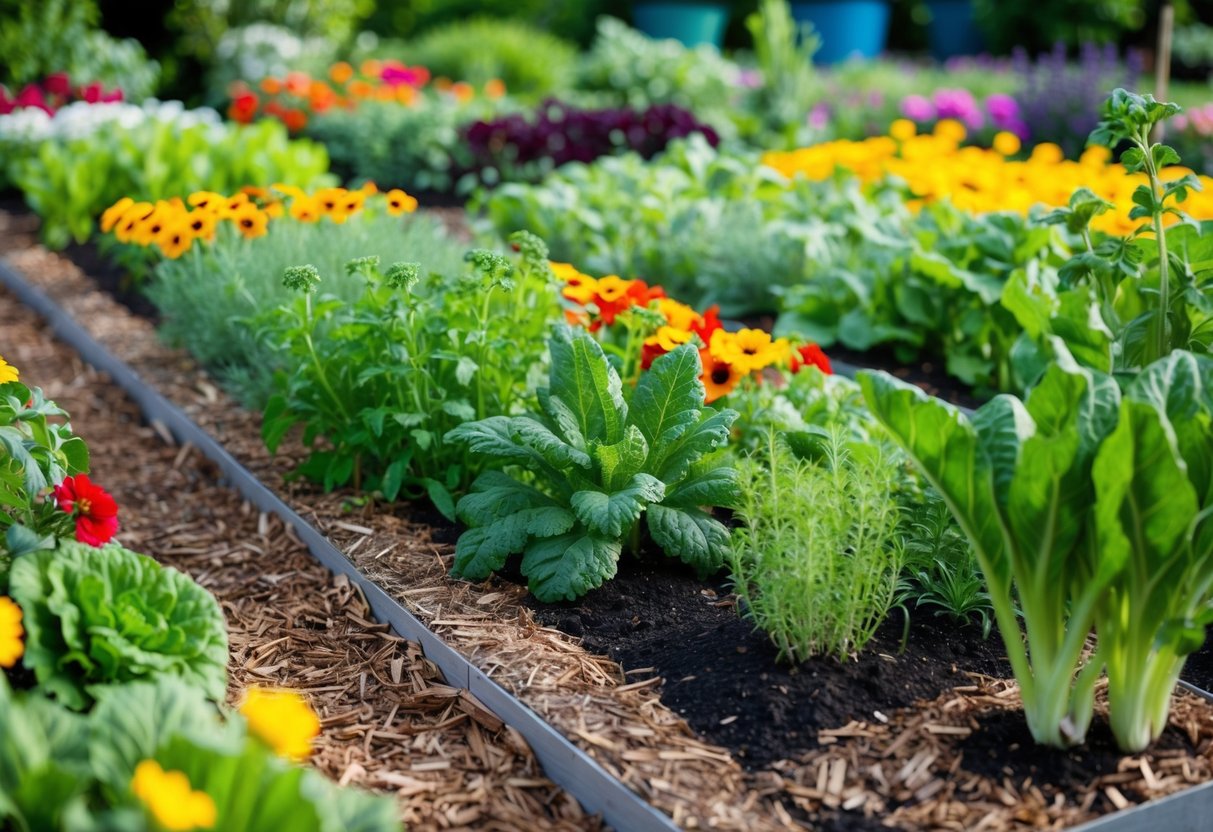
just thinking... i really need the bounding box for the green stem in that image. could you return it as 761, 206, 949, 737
1140, 128, 1171, 362
302, 294, 350, 421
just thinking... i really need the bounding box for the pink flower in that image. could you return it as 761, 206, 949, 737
901, 94, 935, 123
42, 72, 71, 98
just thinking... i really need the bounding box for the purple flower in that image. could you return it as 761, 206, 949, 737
985, 93, 1020, 126
933, 88, 984, 130
735, 68, 764, 90
808, 102, 830, 130
901, 94, 935, 122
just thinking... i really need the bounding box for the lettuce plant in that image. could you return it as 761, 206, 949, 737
861, 346, 1213, 751
446, 325, 738, 602
9, 542, 228, 710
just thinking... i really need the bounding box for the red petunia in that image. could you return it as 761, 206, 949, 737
52, 474, 119, 547
790, 343, 833, 375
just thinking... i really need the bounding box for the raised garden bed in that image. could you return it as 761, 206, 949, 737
6, 206, 1213, 831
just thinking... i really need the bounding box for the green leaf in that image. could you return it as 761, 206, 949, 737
521, 532, 621, 602
663, 467, 739, 509
629, 344, 705, 447
452, 506, 577, 580
570, 474, 665, 537
594, 424, 649, 491
651, 407, 737, 483
548, 325, 626, 445
646, 505, 730, 575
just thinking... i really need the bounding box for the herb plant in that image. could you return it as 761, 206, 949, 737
261, 236, 561, 516
446, 326, 738, 602
862, 346, 1213, 751
8, 541, 229, 711
899, 495, 993, 638
728, 427, 904, 662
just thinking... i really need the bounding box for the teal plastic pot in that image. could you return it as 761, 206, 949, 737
632, 2, 729, 48
926, 0, 984, 60
790, 0, 890, 64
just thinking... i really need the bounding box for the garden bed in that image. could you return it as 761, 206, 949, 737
5, 206, 1213, 831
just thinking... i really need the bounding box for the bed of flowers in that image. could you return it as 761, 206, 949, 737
4, 1, 1213, 828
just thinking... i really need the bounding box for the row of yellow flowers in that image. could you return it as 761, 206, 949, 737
99, 184, 419, 259
762, 119, 1213, 236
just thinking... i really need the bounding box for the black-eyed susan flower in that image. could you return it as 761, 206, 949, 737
156, 220, 195, 259
240, 687, 321, 760
709, 328, 791, 375
130, 760, 216, 831
100, 197, 134, 233
700, 352, 744, 404
0, 596, 23, 668
185, 210, 217, 241
230, 204, 269, 239
289, 196, 321, 223
314, 187, 347, 215
187, 191, 226, 215
385, 188, 418, 216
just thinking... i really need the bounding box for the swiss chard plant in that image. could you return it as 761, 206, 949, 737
861, 345, 1213, 751
446, 325, 738, 602
260, 234, 561, 517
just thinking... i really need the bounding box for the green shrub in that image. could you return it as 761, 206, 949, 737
728, 427, 904, 662
399, 18, 578, 101
9, 542, 229, 711
146, 211, 468, 407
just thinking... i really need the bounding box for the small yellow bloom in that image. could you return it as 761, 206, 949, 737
709, 328, 790, 375
184, 210, 217, 241
100, 197, 134, 233
360, 181, 379, 195
1029, 142, 1064, 164
0, 596, 23, 667
271, 183, 306, 200
384, 188, 418, 216
131, 760, 216, 831
230, 204, 269, 239
933, 118, 967, 144
485, 78, 506, 99
992, 131, 1021, 156
223, 193, 251, 216
645, 325, 695, 352
889, 118, 917, 141
187, 191, 226, 214
0, 355, 19, 385
655, 298, 700, 331
314, 187, 348, 215
131, 207, 171, 248
594, 275, 633, 303
156, 220, 195, 259
289, 196, 322, 223
240, 688, 320, 760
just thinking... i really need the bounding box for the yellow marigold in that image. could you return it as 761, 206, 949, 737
889, 118, 917, 142
230, 204, 269, 239
993, 131, 1021, 156
0, 596, 23, 668
289, 196, 322, 223
271, 183, 307, 200
0, 355, 19, 385
131, 760, 216, 831
1030, 142, 1064, 164
709, 328, 790, 375
187, 191, 226, 214
100, 197, 134, 233
156, 220, 194, 259
385, 188, 418, 216
241, 688, 320, 760
655, 298, 700, 331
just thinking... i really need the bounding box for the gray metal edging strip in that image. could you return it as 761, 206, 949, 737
0, 258, 678, 832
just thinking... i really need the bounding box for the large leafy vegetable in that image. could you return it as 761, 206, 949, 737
447, 325, 738, 601
861, 347, 1213, 751
9, 541, 228, 710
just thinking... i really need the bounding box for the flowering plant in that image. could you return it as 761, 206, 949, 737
898, 89, 1027, 146
0, 72, 123, 116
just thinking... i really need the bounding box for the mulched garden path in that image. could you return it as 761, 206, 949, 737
0, 282, 594, 832
7, 205, 1213, 831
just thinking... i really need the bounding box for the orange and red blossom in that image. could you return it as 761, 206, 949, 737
790, 343, 833, 375
52, 474, 119, 546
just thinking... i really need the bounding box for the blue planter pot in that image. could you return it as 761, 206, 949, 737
925, 0, 984, 61
632, 2, 729, 48
791, 0, 890, 64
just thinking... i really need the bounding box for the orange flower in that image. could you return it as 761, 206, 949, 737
395, 85, 418, 105
230, 204, 269, 239
156, 220, 194, 259
359, 59, 382, 79
360, 181, 378, 195
314, 187, 347, 215
113, 202, 154, 243
700, 351, 743, 403
284, 71, 311, 96
451, 81, 473, 103
485, 78, 506, 99
385, 188, 417, 215
184, 210, 217, 241
224, 193, 251, 216
260, 76, 283, 95
329, 62, 354, 85
282, 108, 307, 132
348, 79, 373, 99
289, 196, 321, 222
187, 191, 226, 214
100, 197, 134, 233
789, 343, 833, 375
642, 325, 695, 369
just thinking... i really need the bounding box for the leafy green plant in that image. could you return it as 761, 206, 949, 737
12, 117, 331, 249
0, 379, 90, 568
861, 345, 1213, 751
742, 0, 820, 149
261, 237, 560, 515
9, 542, 229, 711
146, 211, 468, 407
898, 495, 993, 637
728, 427, 904, 662
398, 18, 578, 100
446, 326, 738, 602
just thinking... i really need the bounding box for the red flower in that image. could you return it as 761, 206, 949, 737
790, 343, 833, 375
53, 475, 119, 546
227, 91, 260, 124
42, 72, 71, 97
692, 304, 722, 344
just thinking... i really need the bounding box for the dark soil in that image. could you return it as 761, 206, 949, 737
60, 239, 160, 321
1177, 626, 1213, 693
827, 344, 987, 411
529, 556, 1010, 769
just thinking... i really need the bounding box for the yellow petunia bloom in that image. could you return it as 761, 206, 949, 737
131, 760, 216, 831
0, 596, 23, 667
240, 688, 321, 761
0, 355, 18, 385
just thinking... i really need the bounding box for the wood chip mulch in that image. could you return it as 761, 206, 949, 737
6, 207, 1213, 831
0, 276, 594, 832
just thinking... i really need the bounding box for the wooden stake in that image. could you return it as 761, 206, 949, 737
1154, 0, 1175, 141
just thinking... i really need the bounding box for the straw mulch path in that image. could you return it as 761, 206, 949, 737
0, 281, 594, 832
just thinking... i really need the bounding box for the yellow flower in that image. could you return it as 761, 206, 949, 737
0, 355, 18, 385
131, 207, 172, 248
933, 118, 967, 144
187, 191, 226, 215
360, 180, 379, 195
700, 351, 743, 404
655, 298, 701, 331
385, 188, 418, 216
993, 131, 1021, 156
230, 204, 269, 239
289, 196, 322, 223
271, 183, 306, 200
184, 210, 217, 241
314, 187, 348, 215
240, 688, 320, 760
340, 191, 367, 215
594, 275, 633, 303
131, 760, 216, 831
0, 597, 23, 667
156, 220, 195, 259
223, 193, 251, 216
549, 261, 586, 282
1030, 142, 1064, 164
100, 197, 134, 233
263, 201, 285, 219
709, 328, 790, 375
561, 273, 599, 305
645, 325, 695, 352
113, 202, 155, 243
889, 118, 917, 141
